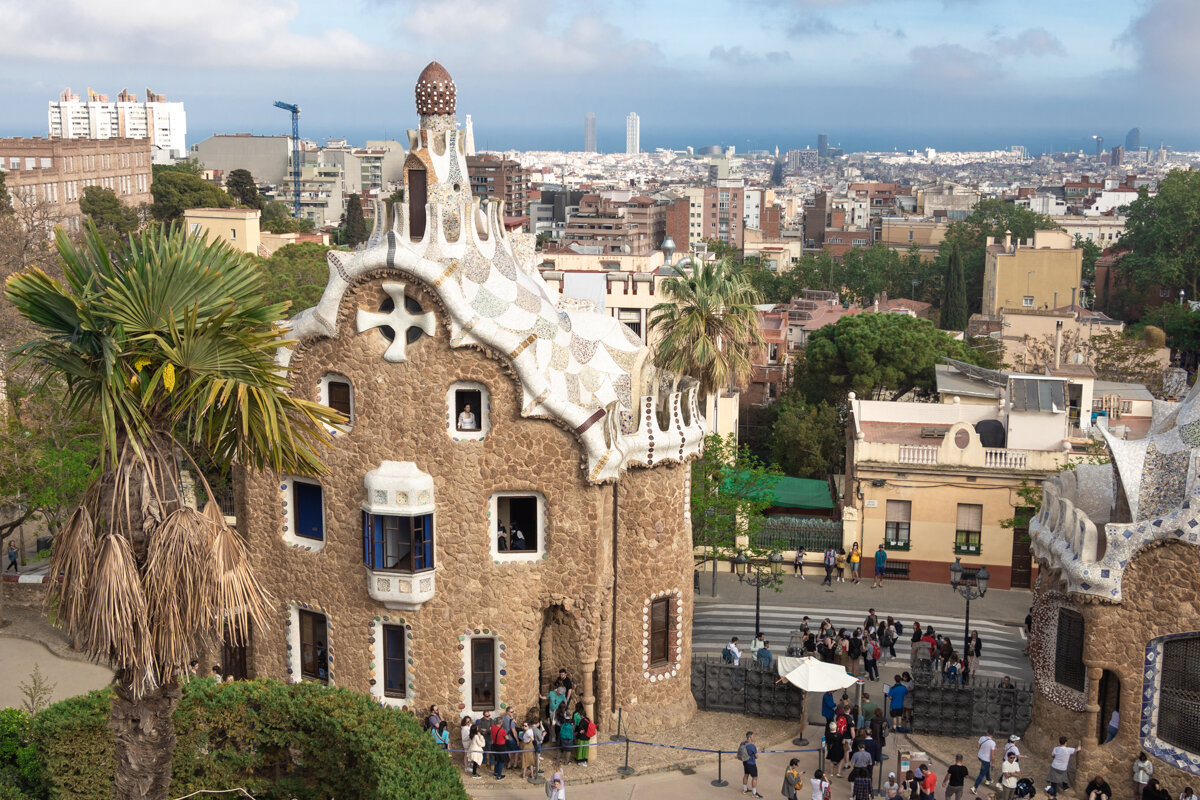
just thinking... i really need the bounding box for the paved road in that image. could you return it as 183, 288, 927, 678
692, 602, 1030, 681
0, 637, 113, 710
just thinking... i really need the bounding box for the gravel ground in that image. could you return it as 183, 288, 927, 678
908, 732, 1081, 800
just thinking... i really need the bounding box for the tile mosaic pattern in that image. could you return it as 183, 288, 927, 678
279, 88, 706, 483
1140, 633, 1200, 776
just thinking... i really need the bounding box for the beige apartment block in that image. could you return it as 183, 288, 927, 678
877, 217, 949, 260
184, 207, 261, 254
982, 229, 1082, 316
232, 63, 706, 735
0, 136, 152, 230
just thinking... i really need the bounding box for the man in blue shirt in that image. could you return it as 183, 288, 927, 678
740, 731, 760, 797
756, 641, 774, 670
887, 675, 908, 730
873, 544, 888, 588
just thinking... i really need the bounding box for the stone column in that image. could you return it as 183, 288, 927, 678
581, 656, 598, 720
1084, 666, 1103, 747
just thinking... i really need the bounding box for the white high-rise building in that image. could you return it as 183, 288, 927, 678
463, 114, 476, 156
584, 112, 597, 153
48, 87, 187, 164
625, 112, 640, 155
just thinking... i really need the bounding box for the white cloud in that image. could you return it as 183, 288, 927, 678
990, 27, 1064, 58
394, 0, 662, 74
906, 43, 998, 83
710, 45, 792, 65
0, 0, 387, 69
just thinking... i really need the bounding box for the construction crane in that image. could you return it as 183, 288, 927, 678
274, 101, 301, 216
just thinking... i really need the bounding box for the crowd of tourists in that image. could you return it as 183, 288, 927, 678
423, 667, 592, 791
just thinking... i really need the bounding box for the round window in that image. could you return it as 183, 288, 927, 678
954, 429, 970, 449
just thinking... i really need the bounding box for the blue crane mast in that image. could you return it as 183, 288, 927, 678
273, 101, 301, 216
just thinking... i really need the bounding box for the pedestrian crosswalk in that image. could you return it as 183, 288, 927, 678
692, 602, 1031, 681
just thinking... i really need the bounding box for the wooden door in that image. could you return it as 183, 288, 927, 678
408, 169, 427, 240
1010, 529, 1032, 589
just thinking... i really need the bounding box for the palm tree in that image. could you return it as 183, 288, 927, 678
648, 257, 765, 398
5, 225, 341, 800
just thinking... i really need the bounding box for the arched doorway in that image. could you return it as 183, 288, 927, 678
538, 605, 581, 720
1098, 670, 1120, 744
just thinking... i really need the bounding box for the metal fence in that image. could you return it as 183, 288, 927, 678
910, 666, 1033, 737
749, 516, 843, 552
690, 655, 804, 719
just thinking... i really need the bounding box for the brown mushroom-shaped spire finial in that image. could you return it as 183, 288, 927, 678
415, 61, 456, 116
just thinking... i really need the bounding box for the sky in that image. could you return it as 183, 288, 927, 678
1, 0, 1198, 154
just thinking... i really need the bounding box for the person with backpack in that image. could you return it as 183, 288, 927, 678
847, 631, 863, 676
573, 703, 594, 766
783, 758, 806, 800
739, 731, 761, 797
865, 636, 881, 681
811, 769, 832, 800
724, 636, 742, 666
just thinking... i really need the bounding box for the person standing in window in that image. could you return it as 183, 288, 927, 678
497, 523, 509, 551
511, 524, 525, 551
457, 403, 478, 431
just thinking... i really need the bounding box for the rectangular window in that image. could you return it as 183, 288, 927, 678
618, 309, 642, 340
454, 388, 482, 431
496, 495, 540, 553
650, 597, 670, 667
955, 503, 983, 554
1054, 608, 1086, 692
293, 481, 324, 541
1023, 296, 1034, 307
885, 500, 911, 547
327, 380, 352, 417
299, 609, 328, 682
230, 228, 237, 240
383, 625, 407, 698
363, 512, 434, 572
471, 638, 496, 710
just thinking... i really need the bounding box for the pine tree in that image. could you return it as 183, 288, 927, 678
941, 243, 969, 331
342, 193, 369, 247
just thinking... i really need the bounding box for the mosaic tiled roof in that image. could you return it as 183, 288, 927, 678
280, 65, 704, 483
1030, 379, 1200, 601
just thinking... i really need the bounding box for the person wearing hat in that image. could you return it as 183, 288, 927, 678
883, 772, 901, 799
1005, 735, 1022, 759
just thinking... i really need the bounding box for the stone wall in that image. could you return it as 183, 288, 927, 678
1024, 541, 1200, 788
2, 580, 48, 611
239, 272, 694, 732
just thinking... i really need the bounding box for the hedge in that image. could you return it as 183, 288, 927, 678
1, 679, 467, 800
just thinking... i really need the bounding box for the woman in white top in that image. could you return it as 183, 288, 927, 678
460, 716, 473, 768
467, 726, 485, 779
811, 769, 831, 800
457, 405, 478, 430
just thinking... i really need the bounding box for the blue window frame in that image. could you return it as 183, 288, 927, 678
294, 481, 324, 540
362, 511, 434, 572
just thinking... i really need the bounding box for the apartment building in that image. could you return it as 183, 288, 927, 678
846, 359, 1150, 589
466, 153, 530, 222
48, 87, 186, 164
269, 149, 363, 228
803, 191, 871, 256
877, 217, 949, 261
557, 191, 666, 256
982, 230, 1083, 316
190, 135, 292, 187
0, 136, 153, 230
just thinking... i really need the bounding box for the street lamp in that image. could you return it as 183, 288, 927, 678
949, 558, 990, 666
736, 550, 780, 638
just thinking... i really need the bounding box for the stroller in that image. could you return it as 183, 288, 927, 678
1014, 778, 1038, 799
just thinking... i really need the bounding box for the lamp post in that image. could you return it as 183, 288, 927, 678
735, 550, 781, 637
948, 558, 990, 665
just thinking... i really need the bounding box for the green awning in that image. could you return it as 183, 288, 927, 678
724, 472, 835, 510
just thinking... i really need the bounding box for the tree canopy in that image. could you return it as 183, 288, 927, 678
941, 243, 968, 330
224, 168, 264, 210
255, 242, 332, 314
1118, 169, 1200, 297
739, 243, 939, 308
769, 395, 843, 478
0, 170, 11, 215
150, 159, 204, 179
341, 193, 369, 247
78, 187, 140, 248
149, 170, 232, 222
261, 200, 316, 234
797, 312, 983, 402
649, 258, 764, 395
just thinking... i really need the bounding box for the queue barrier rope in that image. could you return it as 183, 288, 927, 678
441, 739, 823, 756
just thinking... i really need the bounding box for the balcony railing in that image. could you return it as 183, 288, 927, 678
898, 444, 939, 464
983, 448, 1027, 469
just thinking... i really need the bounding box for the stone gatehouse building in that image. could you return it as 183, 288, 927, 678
1025, 379, 1200, 785
233, 63, 705, 733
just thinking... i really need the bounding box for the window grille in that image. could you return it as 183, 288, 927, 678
1159, 636, 1200, 754
1054, 608, 1086, 692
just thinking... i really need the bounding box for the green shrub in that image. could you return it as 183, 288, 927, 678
0, 708, 42, 797
8, 680, 467, 800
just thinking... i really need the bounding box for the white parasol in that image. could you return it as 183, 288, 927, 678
776, 657, 859, 692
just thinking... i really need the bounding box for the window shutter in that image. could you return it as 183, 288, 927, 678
886, 501, 911, 523
957, 504, 983, 532
372, 515, 386, 570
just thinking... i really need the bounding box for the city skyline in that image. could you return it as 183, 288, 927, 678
1, 0, 1198, 153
